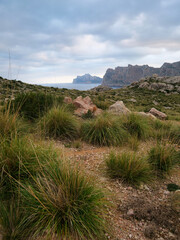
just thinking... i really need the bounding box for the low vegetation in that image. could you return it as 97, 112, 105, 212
0, 137, 57, 201
0, 77, 179, 239
148, 144, 178, 175
20, 158, 107, 239
123, 113, 151, 139
40, 107, 79, 139
11, 92, 55, 120
106, 152, 152, 185
81, 113, 128, 146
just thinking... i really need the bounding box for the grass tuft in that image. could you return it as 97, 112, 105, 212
106, 152, 151, 185
148, 144, 178, 175
0, 137, 57, 200
40, 107, 79, 140
20, 158, 107, 239
81, 113, 128, 146
123, 113, 151, 139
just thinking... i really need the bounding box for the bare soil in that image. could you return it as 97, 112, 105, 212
56, 140, 180, 240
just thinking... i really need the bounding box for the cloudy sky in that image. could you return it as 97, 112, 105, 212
0, 0, 180, 84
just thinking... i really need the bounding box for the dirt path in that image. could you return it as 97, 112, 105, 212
54, 141, 180, 240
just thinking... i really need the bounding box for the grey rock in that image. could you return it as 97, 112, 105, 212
149, 108, 167, 120
102, 61, 180, 87
108, 101, 131, 115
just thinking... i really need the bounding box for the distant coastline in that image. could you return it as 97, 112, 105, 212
42, 83, 100, 91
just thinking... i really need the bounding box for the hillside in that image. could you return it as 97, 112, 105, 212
102, 61, 180, 87
0, 76, 180, 240
73, 73, 102, 84
130, 75, 180, 94
0, 76, 180, 120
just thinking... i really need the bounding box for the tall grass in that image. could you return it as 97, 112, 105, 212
81, 113, 128, 146
0, 199, 29, 240
148, 144, 178, 175
11, 92, 54, 120
106, 152, 151, 185
19, 158, 107, 239
40, 107, 79, 139
0, 107, 23, 139
169, 124, 180, 144
123, 113, 151, 139
0, 137, 57, 200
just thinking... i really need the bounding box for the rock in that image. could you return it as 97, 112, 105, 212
108, 101, 131, 115
73, 74, 102, 84
153, 100, 158, 105
149, 108, 167, 120
128, 98, 137, 103
144, 225, 156, 239
102, 61, 180, 87
171, 190, 180, 212
136, 112, 156, 120
64, 97, 72, 104
73, 96, 102, 117
127, 209, 134, 216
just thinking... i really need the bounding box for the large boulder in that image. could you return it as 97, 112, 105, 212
108, 101, 131, 115
149, 108, 167, 120
73, 96, 102, 117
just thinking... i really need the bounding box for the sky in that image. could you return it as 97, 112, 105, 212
0, 0, 180, 84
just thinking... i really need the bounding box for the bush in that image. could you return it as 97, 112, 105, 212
82, 109, 94, 119
11, 92, 54, 120
40, 107, 79, 139
148, 144, 178, 175
106, 152, 151, 185
94, 100, 110, 110
81, 113, 128, 146
20, 158, 107, 239
123, 113, 151, 139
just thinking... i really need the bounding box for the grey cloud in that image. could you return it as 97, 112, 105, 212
0, 0, 180, 83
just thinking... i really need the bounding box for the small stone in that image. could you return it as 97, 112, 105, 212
127, 209, 134, 216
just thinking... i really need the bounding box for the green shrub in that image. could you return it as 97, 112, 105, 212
81, 113, 128, 146
20, 158, 107, 239
148, 144, 178, 175
82, 109, 94, 119
40, 107, 79, 139
11, 92, 54, 120
94, 100, 110, 110
123, 113, 151, 139
106, 152, 151, 185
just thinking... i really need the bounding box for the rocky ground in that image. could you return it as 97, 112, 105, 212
53, 140, 180, 240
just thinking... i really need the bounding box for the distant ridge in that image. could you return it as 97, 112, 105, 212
102, 61, 180, 87
73, 74, 102, 84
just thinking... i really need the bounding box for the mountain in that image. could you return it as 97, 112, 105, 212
102, 61, 180, 87
73, 74, 102, 84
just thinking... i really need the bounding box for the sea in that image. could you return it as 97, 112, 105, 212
42, 83, 100, 91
